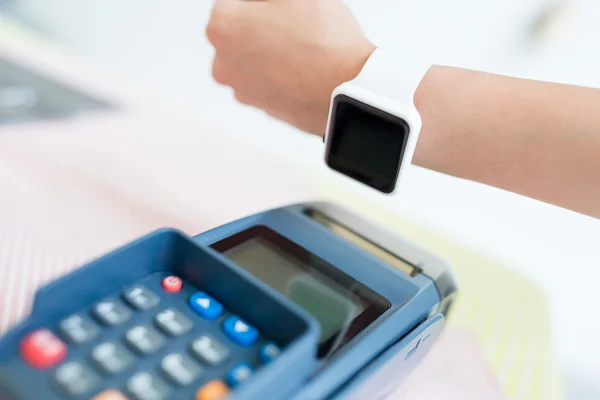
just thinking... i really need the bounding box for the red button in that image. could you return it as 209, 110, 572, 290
162, 276, 183, 293
20, 329, 67, 369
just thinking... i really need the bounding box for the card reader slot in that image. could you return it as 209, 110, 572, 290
303, 208, 421, 277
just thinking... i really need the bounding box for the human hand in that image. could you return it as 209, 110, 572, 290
206, 0, 376, 136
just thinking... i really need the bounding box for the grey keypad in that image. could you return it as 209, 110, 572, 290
126, 371, 171, 400
44, 275, 275, 400
190, 335, 230, 366
123, 285, 160, 311
92, 300, 132, 327
58, 314, 99, 344
91, 341, 134, 375
53, 361, 100, 396
154, 308, 193, 337
124, 325, 166, 355
160, 352, 202, 386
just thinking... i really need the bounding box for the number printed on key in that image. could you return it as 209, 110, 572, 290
155, 308, 193, 337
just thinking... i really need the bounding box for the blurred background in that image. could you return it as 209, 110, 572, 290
1, 0, 599, 399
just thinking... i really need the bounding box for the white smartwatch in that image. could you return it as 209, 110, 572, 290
323, 48, 431, 194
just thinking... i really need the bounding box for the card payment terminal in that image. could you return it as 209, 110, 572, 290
0, 202, 457, 400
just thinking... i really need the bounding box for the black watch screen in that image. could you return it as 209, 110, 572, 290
326, 94, 410, 194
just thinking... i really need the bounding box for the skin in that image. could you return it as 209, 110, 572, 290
206, 0, 600, 219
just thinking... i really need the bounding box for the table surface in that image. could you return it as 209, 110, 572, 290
2, 2, 600, 397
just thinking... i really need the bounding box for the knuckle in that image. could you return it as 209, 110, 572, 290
206, 2, 237, 46
233, 91, 247, 104
205, 19, 225, 47
234, 91, 253, 106
211, 58, 230, 85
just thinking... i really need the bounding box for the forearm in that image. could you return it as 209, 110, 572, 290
413, 65, 600, 218
205, 0, 600, 217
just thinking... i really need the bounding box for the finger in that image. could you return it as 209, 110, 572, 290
211, 56, 229, 86
212, 55, 290, 108
211, 55, 329, 135
206, 0, 267, 49
211, 54, 260, 90
234, 85, 329, 136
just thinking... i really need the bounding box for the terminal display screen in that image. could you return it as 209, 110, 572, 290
211, 226, 390, 358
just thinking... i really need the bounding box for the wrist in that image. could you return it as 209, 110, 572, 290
337, 43, 378, 87
411, 65, 462, 169
316, 44, 377, 131
323, 47, 433, 194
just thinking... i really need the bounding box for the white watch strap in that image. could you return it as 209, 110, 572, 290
350, 47, 432, 107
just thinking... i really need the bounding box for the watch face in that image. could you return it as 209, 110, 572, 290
326, 94, 410, 193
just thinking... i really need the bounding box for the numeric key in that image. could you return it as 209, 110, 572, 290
154, 308, 192, 337
124, 325, 165, 355
92, 300, 132, 327
58, 314, 99, 345
54, 361, 100, 396
160, 352, 202, 386
91, 341, 134, 375
123, 285, 160, 311
190, 335, 230, 367
126, 371, 171, 400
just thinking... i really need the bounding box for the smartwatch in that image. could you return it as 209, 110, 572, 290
323, 48, 431, 194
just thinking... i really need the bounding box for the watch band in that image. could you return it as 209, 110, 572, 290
350, 47, 432, 108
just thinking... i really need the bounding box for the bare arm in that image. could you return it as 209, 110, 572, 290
415, 66, 600, 217
206, 0, 600, 218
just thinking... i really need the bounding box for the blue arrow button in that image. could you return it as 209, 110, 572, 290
223, 316, 258, 347
189, 292, 223, 320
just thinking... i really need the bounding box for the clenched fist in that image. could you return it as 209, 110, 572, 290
206, 0, 376, 136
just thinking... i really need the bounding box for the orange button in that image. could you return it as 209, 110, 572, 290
91, 390, 129, 400
196, 380, 230, 400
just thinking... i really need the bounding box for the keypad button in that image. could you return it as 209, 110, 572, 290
91, 341, 134, 375
161, 276, 183, 293
189, 292, 223, 320
58, 314, 99, 345
123, 285, 160, 311
195, 380, 230, 400
223, 316, 258, 347
154, 308, 193, 337
159, 352, 202, 386
226, 362, 253, 388
54, 361, 100, 396
124, 325, 165, 355
126, 372, 170, 400
92, 390, 130, 400
190, 335, 230, 366
92, 300, 132, 327
259, 342, 280, 364
20, 329, 67, 369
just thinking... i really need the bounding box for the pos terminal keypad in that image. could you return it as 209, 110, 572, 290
18, 273, 281, 400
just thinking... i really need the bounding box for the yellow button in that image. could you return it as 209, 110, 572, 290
91, 390, 129, 400
196, 380, 230, 400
